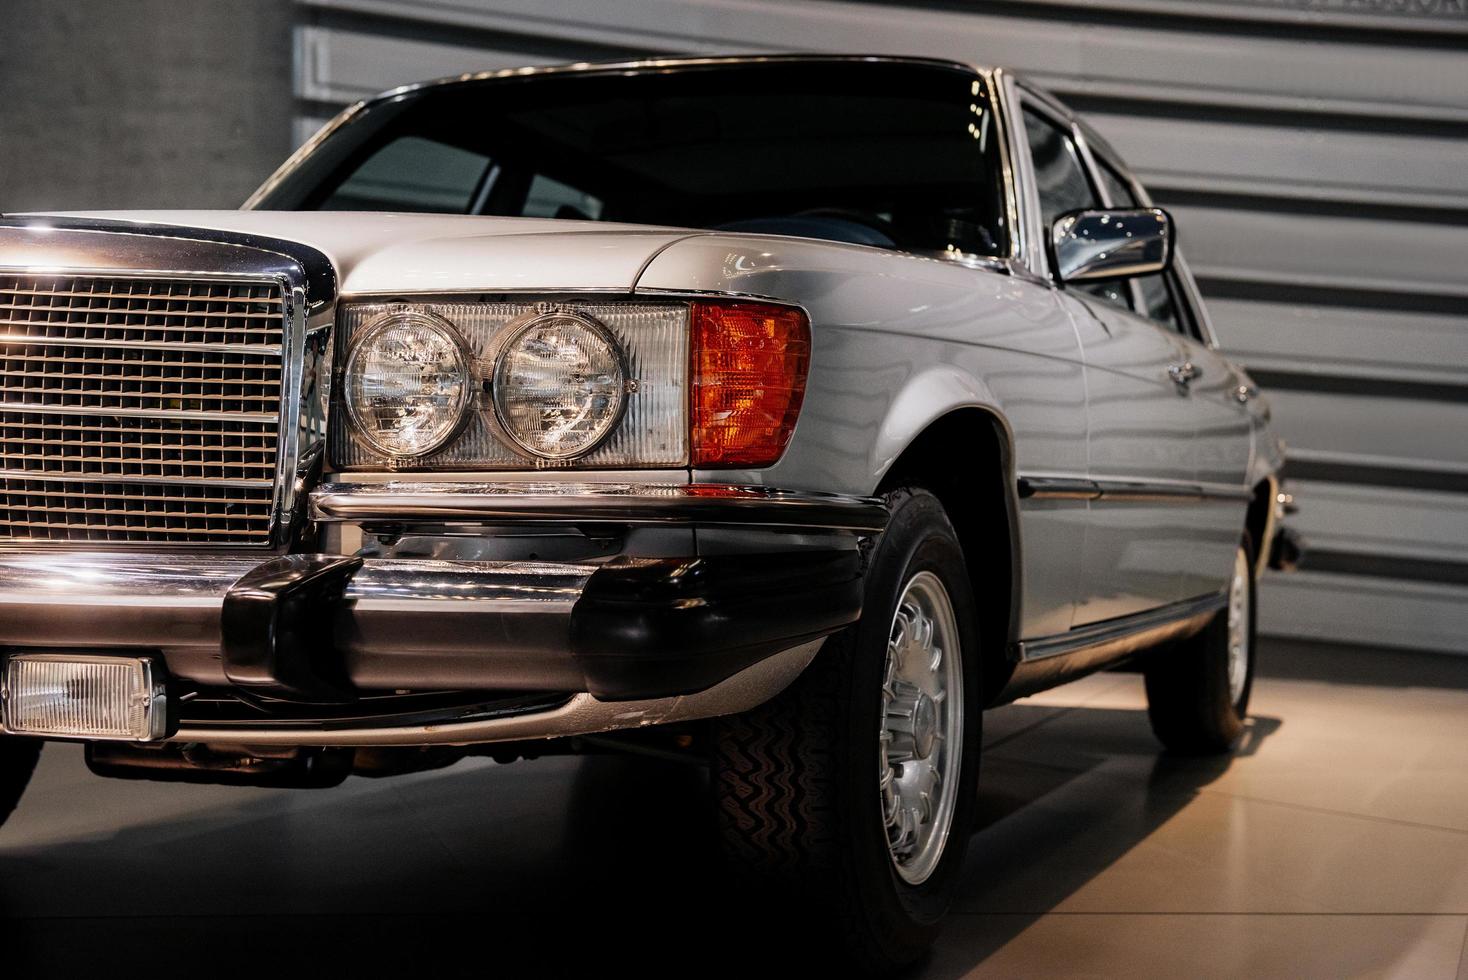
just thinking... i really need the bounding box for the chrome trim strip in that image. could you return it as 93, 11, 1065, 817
1015, 476, 1098, 501
330, 468, 690, 486
0, 401, 279, 423
243, 100, 367, 210
993, 68, 1045, 276
1094, 478, 1253, 504
168, 639, 823, 748
0, 469, 274, 489
387, 53, 988, 102
1015, 592, 1226, 662
1017, 474, 1252, 504
0, 334, 283, 356
310, 482, 889, 533
0, 552, 595, 653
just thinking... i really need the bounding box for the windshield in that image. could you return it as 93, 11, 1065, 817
253, 61, 1009, 258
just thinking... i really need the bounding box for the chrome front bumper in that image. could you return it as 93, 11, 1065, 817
0, 484, 885, 746
0, 552, 593, 689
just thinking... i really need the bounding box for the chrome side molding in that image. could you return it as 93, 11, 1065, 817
1017, 475, 1253, 504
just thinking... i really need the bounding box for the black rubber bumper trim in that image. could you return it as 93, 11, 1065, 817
216, 551, 863, 704
569, 551, 864, 701
221, 554, 364, 700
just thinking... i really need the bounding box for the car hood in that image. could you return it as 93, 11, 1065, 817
16, 211, 705, 296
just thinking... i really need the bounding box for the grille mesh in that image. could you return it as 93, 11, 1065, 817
0, 274, 285, 544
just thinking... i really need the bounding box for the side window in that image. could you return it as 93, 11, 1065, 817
1094, 163, 1135, 210
1138, 275, 1182, 331
523, 174, 604, 221
1023, 107, 1098, 229
1096, 159, 1190, 337
1022, 107, 1131, 312
320, 136, 492, 213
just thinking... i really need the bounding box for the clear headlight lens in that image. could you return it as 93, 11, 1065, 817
343, 309, 471, 458
331, 301, 688, 471
492, 311, 627, 459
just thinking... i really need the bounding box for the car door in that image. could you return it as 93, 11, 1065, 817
1089, 153, 1255, 601
1018, 98, 1199, 627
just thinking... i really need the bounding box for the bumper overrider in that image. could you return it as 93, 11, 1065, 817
0, 483, 885, 746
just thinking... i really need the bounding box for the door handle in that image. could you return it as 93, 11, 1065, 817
1167, 361, 1198, 388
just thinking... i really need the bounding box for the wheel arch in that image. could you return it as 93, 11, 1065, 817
874, 405, 1021, 707
1244, 474, 1279, 581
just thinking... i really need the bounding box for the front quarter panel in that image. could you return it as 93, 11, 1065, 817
637, 234, 1090, 638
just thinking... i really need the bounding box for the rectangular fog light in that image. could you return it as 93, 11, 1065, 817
1, 655, 167, 741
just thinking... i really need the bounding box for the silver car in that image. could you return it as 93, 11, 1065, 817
0, 55, 1290, 970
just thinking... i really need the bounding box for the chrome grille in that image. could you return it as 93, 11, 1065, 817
0, 274, 285, 544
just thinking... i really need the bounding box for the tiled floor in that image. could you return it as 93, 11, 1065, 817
1, 640, 1465, 978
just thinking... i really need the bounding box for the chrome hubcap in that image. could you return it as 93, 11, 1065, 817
880, 570, 963, 886
1226, 546, 1251, 707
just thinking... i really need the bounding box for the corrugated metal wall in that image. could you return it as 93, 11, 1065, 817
290, 0, 1468, 654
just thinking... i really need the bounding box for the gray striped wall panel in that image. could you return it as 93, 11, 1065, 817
1005, 0, 1468, 34
1286, 481, 1468, 565
1268, 390, 1468, 471
308, 0, 1468, 118
1083, 112, 1468, 211
293, 0, 1468, 653
1175, 206, 1468, 297
1260, 572, 1468, 653
1205, 300, 1468, 387
297, 25, 534, 103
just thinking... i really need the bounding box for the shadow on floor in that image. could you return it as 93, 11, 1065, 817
0, 704, 1283, 978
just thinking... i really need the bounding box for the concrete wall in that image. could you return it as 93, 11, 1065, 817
0, 0, 296, 211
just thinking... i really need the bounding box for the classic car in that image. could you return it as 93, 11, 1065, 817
0, 55, 1290, 970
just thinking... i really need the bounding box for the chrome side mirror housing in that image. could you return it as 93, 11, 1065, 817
1050, 208, 1175, 283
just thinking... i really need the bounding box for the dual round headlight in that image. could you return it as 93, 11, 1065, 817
343, 310, 471, 459
344, 308, 628, 460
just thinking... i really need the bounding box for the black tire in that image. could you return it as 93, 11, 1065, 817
711, 488, 982, 974
1144, 538, 1256, 754
0, 736, 41, 829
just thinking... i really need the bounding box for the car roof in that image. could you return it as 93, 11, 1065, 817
366, 53, 1001, 104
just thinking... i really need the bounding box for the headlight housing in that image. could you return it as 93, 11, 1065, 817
492, 311, 628, 459
343, 309, 471, 458
332, 298, 808, 472
331, 301, 688, 471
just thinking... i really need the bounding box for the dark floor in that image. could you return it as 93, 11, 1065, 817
2, 639, 1466, 978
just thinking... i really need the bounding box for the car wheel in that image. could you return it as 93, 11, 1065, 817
1144, 538, 1256, 754
711, 487, 982, 972
0, 737, 41, 830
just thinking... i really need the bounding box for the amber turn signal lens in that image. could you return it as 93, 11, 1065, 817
690, 300, 810, 468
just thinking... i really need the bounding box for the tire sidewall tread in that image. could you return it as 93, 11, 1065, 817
712, 487, 983, 972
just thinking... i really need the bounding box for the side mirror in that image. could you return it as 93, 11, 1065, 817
1050, 208, 1174, 283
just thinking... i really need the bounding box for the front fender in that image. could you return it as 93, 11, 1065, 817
872, 365, 1011, 486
